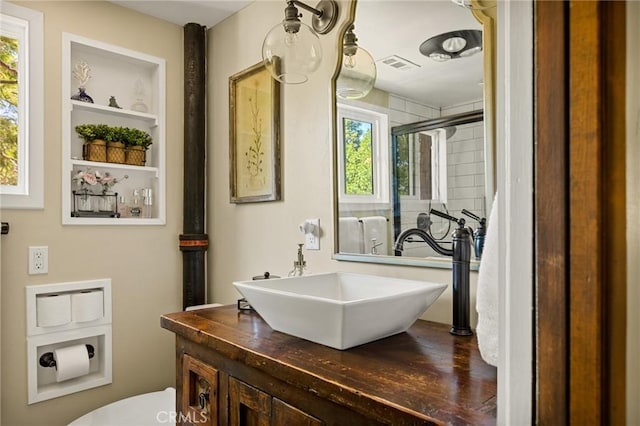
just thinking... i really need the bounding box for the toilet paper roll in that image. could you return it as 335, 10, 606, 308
71, 290, 103, 323
36, 294, 71, 327
54, 344, 90, 382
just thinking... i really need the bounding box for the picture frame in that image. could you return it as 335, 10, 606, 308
229, 61, 281, 203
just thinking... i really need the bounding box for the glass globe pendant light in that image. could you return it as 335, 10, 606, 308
336, 25, 377, 100
262, 0, 338, 84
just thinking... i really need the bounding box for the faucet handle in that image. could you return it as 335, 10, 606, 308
461, 209, 480, 221
461, 209, 486, 226
429, 208, 465, 228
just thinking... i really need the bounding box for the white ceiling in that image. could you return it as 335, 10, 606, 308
110, 0, 252, 29
355, 0, 484, 108
112, 0, 484, 108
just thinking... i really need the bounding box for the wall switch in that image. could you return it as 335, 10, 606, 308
28, 246, 48, 275
302, 218, 320, 251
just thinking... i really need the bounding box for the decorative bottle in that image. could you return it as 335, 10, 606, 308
129, 189, 142, 218
141, 188, 153, 219
117, 195, 129, 218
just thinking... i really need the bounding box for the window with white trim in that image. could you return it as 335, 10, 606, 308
337, 104, 389, 207
0, 3, 43, 209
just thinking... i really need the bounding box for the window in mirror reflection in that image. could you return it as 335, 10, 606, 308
395, 134, 413, 197
395, 131, 448, 201
337, 104, 389, 206
343, 117, 373, 195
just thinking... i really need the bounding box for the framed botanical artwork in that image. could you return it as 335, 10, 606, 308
229, 61, 281, 203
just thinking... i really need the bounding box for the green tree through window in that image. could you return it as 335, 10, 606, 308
343, 117, 373, 195
0, 35, 18, 186
395, 134, 411, 196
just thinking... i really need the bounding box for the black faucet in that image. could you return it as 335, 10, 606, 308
393, 209, 473, 336
461, 209, 486, 260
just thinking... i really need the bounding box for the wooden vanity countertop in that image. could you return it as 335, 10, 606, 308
161, 305, 497, 425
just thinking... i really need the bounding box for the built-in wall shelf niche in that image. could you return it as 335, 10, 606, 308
61, 33, 166, 225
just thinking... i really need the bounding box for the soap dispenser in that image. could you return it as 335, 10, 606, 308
288, 244, 307, 277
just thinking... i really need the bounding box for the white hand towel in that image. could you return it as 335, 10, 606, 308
338, 217, 364, 254
476, 193, 499, 367
360, 216, 389, 255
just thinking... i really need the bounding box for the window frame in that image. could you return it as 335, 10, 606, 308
0, 3, 43, 209
424, 128, 448, 203
336, 103, 390, 209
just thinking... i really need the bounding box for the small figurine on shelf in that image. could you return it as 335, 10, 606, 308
108, 96, 122, 109
130, 78, 149, 113
70, 60, 94, 103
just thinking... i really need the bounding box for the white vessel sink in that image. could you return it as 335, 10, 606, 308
232, 272, 447, 350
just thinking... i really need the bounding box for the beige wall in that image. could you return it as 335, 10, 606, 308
207, 1, 477, 326
0, 2, 183, 425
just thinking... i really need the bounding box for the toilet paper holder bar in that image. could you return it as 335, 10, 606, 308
39, 345, 95, 368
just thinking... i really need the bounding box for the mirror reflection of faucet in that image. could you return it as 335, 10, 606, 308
370, 238, 383, 254
419, 208, 452, 241
461, 209, 486, 260
394, 209, 473, 336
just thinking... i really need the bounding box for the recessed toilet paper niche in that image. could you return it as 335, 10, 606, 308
26, 279, 112, 404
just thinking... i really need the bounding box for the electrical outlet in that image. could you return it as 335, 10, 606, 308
28, 246, 48, 275
304, 218, 320, 250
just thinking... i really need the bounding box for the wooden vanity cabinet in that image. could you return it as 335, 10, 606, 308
180, 354, 218, 426
228, 377, 322, 426
163, 306, 497, 426
175, 336, 376, 425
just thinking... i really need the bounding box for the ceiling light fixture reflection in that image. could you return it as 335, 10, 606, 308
336, 25, 377, 100
419, 29, 482, 62
262, 0, 338, 84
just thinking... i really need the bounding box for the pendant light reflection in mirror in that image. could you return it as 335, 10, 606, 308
336, 25, 377, 100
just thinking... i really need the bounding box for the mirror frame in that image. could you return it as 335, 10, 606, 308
331, 0, 496, 270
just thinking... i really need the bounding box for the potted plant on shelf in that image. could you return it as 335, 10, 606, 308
75, 124, 109, 162
123, 127, 152, 166
105, 126, 126, 164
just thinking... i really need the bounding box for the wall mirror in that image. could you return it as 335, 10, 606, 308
332, 0, 496, 269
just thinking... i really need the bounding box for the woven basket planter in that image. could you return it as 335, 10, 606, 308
83, 139, 107, 162
106, 141, 126, 164
125, 146, 146, 166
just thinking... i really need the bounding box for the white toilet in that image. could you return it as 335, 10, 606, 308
68, 387, 175, 426
68, 304, 217, 425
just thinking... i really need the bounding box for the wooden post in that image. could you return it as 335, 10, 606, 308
180, 23, 208, 310
535, 2, 627, 423
535, 2, 568, 422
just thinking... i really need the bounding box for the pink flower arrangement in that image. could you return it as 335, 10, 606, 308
73, 169, 127, 194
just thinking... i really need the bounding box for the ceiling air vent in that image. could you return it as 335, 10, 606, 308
378, 55, 421, 71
